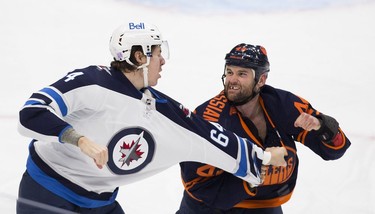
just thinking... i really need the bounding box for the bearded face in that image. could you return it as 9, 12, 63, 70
223, 65, 257, 103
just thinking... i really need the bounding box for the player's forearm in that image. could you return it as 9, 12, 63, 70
60, 127, 84, 146
18, 107, 70, 142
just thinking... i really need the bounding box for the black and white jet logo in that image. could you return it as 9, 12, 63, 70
107, 127, 155, 175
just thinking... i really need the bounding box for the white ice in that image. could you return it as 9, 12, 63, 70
0, 0, 374, 213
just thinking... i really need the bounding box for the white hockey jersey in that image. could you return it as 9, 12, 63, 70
18, 65, 266, 208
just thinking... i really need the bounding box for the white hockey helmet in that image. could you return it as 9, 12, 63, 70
109, 22, 169, 62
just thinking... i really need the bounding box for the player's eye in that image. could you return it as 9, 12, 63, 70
226, 70, 233, 76
239, 72, 247, 76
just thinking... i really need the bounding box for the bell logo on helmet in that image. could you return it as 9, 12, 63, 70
129, 22, 145, 30
109, 22, 169, 62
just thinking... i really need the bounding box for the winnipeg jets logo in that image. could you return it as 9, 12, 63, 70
107, 127, 155, 175
119, 132, 145, 167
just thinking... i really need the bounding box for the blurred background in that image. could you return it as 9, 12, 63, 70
1, 0, 375, 213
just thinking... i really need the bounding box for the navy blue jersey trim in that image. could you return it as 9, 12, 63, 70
26, 156, 117, 208
31, 92, 52, 104
147, 87, 168, 103
27, 142, 117, 204
49, 66, 143, 101
40, 87, 68, 116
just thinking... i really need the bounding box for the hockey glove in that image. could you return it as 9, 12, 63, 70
316, 114, 339, 143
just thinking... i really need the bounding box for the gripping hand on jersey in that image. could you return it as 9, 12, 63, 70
260, 147, 288, 183
78, 137, 108, 169
263, 147, 288, 167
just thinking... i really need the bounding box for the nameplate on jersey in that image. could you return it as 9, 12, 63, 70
107, 127, 155, 175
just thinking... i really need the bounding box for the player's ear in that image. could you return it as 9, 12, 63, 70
134, 51, 146, 64
257, 73, 267, 86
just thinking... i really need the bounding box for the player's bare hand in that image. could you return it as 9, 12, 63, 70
266, 147, 287, 167
77, 137, 108, 169
294, 112, 321, 131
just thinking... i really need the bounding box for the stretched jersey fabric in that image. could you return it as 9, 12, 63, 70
179, 87, 351, 210
18, 66, 267, 208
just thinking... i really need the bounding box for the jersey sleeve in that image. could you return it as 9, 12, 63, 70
18, 87, 73, 143
149, 88, 268, 186
18, 66, 101, 143
280, 92, 351, 160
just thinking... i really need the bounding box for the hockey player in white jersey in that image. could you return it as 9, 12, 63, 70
16, 22, 287, 213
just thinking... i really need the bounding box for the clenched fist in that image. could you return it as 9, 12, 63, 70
77, 137, 108, 169
294, 112, 321, 131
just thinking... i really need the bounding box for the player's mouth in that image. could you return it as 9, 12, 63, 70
228, 85, 240, 91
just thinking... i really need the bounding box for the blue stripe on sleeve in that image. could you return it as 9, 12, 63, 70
40, 87, 68, 116
234, 137, 248, 177
24, 100, 42, 106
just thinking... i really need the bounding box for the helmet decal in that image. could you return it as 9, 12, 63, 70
259, 46, 267, 56
109, 22, 169, 62
225, 43, 270, 75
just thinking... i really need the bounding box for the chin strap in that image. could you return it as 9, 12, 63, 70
125, 57, 150, 88
142, 67, 149, 88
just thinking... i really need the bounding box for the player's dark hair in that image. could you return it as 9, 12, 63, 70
110, 45, 143, 72
110, 45, 158, 73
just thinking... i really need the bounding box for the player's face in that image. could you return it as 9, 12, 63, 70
224, 65, 256, 102
147, 46, 165, 86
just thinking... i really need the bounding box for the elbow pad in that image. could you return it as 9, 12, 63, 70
316, 114, 339, 143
